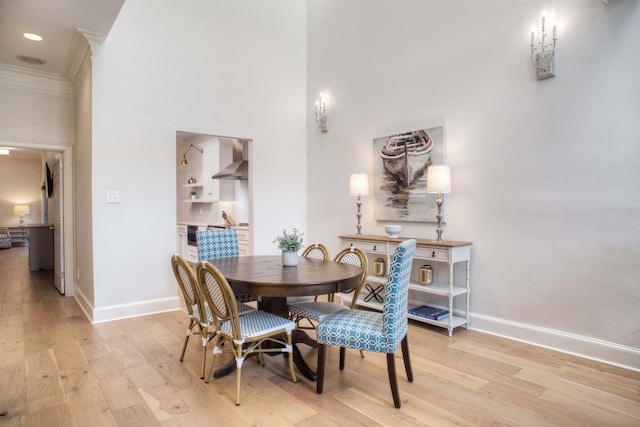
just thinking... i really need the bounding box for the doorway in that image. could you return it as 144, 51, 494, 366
0, 142, 74, 296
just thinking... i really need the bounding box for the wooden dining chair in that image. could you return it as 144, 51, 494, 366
286, 242, 330, 325
316, 239, 416, 408
288, 246, 368, 329
301, 242, 330, 260
171, 254, 215, 379
196, 261, 297, 406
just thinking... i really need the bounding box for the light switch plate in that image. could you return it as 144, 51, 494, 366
106, 190, 120, 204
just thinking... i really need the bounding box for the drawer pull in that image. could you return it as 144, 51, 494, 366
432, 251, 436, 258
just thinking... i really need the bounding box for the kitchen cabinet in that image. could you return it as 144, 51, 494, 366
28, 225, 54, 271
176, 225, 187, 258
338, 234, 472, 336
236, 227, 251, 255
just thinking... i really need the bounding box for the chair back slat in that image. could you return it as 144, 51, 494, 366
383, 239, 416, 348
171, 254, 208, 323
332, 247, 368, 305
196, 261, 240, 336
301, 243, 329, 260
197, 229, 239, 261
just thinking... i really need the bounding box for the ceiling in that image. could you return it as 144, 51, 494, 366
0, 0, 124, 76
0, 0, 124, 160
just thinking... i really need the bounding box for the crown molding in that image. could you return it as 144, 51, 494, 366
0, 64, 73, 97
64, 29, 97, 92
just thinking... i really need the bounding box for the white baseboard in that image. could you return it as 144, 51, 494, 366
469, 313, 640, 372
73, 286, 95, 322
92, 296, 181, 324
72, 288, 181, 324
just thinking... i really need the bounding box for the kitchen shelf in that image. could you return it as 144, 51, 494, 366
183, 199, 214, 204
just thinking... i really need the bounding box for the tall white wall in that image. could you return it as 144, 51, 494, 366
89, 0, 307, 319
307, 0, 640, 369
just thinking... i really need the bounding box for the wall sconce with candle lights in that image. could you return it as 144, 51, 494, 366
530, 15, 558, 80
315, 93, 328, 132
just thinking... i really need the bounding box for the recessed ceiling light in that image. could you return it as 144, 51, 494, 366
23, 33, 43, 41
16, 55, 47, 65
0, 148, 10, 156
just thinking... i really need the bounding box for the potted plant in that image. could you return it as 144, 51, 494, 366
273, 228, 304, 267
190, 191, 197, 200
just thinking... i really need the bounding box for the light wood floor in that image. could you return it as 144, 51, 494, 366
1, 246, 639, 426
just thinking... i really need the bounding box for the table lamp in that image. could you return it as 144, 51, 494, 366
349, 173, 369, 236
426, 165, 451, 242
13, 205, 30, 225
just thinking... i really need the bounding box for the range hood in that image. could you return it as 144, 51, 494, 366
212, 140, 248, 180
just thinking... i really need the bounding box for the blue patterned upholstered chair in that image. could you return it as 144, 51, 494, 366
197, 229, 257, 303
171, 254, 215, 379
316, 239, 416, 408
196, 261, 297, 406
288, 246, 368, 329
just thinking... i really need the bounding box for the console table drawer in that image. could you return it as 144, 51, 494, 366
415, 247, 449, 262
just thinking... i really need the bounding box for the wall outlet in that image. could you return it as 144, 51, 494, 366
106, 190, 120, 204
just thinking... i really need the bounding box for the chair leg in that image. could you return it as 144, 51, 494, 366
401, 335, 413, 382
286, 332, 297, 383
316, 343, 326, 394
235, 343, 243, 406
200, 327, 211, 380
339, 347, 346, 370
387, 353, 401, 409
180, 318, 196, 361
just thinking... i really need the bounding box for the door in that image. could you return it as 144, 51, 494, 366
51, 155, 65, 294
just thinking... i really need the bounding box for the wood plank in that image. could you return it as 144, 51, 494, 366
24, 348, 65, 413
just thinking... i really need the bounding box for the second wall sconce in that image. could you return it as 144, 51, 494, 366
530, 15, 558, 80
315, 92, 328, 132
180, 144, 203, 166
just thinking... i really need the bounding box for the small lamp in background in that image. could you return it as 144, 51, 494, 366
349, 173, 369, 236
426, 165, 451, 242
14, 205, 30, 225
180, 144, 203, 166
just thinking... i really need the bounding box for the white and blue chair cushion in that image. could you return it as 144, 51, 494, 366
197, 228, 257, 303
316, 239, 416, 409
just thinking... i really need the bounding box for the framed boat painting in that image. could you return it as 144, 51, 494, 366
373, 125, 446, 222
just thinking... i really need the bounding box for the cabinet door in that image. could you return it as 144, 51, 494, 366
202, 143, 220, 202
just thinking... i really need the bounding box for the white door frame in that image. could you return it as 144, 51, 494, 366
0, 140, 75, 297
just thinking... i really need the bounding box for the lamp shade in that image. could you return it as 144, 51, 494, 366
349, 173, 369, 196
426, 165, 451, 194
13, 205, 30, 216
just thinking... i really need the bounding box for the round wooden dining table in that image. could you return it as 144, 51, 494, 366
209, 255, 362, 381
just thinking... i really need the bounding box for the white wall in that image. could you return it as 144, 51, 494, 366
0, 157, 42, 227
88, 0, 307, 319
307, 0, 640, 369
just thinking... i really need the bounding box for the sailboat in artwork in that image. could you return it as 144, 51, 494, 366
380, 130, 433, 187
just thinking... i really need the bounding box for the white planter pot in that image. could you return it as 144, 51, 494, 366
282, 251, 298, 267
